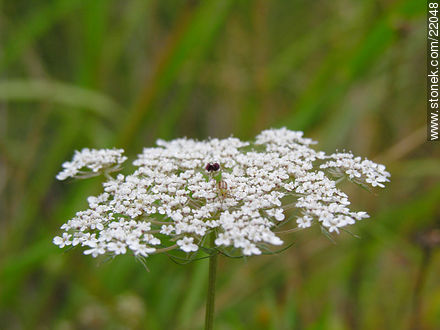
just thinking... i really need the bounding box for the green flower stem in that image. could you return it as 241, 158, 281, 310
204, 235, 218, 330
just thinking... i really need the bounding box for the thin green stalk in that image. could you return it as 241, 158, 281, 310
204, 235, 218, 330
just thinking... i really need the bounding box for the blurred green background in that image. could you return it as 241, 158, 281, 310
0, 0, 438, 329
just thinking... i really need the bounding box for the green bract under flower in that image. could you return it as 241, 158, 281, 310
53, 128, 390, 258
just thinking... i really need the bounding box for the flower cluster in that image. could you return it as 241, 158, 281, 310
56, 148, 127, 181
53, 128, 390, 259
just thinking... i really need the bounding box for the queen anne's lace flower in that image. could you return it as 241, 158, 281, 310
53, 128, 390, 258
56, 148, 127, 180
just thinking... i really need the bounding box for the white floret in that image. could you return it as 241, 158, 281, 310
56, 148, 127, 180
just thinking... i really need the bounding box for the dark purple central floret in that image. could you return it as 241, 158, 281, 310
205, 162, 220, 172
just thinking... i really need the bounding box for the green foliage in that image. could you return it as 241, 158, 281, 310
0, 0, 436, 329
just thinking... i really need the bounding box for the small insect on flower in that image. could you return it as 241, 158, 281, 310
217, 180, 229, 199
205, 162, 220, 172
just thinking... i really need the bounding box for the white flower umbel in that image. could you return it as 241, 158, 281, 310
53, 128, 390, 259
56, 148, 127, 180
